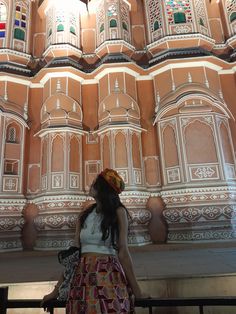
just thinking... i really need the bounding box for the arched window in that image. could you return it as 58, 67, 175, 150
70, 26, 76, 35
57, 24, 64, 32
7, 127, 16, 143
0, 2, 7, 38
174, 12, 186, 24
230, 12, 236, 23
14, 28, 25, 40
154, 20, 159, 31
110, 19, 117, 27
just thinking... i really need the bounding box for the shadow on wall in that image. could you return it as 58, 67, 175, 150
21, 203, 39, 250
147, 197, 167, 243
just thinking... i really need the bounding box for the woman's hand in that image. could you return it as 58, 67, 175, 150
134, 290, 151, 299
40, 290, 58, 312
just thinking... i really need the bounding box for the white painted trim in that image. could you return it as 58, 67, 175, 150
81, 79, 98, 85
94, 124, 146, 136
150, 61, 223, 77
0, 76, 31, 86
136, 75, 152, 81
34, 127, 87, 138
0, 111, 28, 128
39, 71, 84, 86
94, 67, 140, 80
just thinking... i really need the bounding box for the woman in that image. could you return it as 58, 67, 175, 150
43, 168, 146, 313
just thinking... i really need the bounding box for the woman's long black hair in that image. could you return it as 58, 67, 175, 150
79, 175, 131, 250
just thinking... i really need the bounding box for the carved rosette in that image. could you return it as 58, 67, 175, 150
121, 192, 152, 246
162, 187, 236, 242
0, 201, 26, 252
33, 197, 86, 250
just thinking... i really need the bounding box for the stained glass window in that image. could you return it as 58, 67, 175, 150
14, 4, 27, 40
165, 0, 192, 25
0, 2, 6, 38
146, 0, 163, 37
174, 12, 186, 23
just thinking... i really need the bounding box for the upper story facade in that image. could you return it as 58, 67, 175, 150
0, 0, 235, 73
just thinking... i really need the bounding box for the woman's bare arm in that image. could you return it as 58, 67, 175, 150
117, 207, 142, 298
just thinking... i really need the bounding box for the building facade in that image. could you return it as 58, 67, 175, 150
0, 0, 236, 251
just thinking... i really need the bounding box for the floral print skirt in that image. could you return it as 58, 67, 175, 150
66, 255, 135, 314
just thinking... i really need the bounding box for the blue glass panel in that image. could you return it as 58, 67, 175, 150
21, 21, 26, 28
15, 20, 20, 26
0, 31, 5, 37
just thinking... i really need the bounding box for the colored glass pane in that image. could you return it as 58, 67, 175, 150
0, 22, 5, 29
174, 12, 186, 24
22, 14, 26, 20
21, 21, 26, 28
100, 23, 104, 33
14, 28, 25, 40
154, 20, 159, 31
0, 31, 5, 37
110, 19, 117, 27
16, 6, 20, 11
199, 18, 204, 26
70, 26, 76, 34
230, 12, 236, 22
15, 20, 20, 26
57, 24, 64, 32
22, 7, 26, 13
15, 12, 21, 19
122, 22, 128, 31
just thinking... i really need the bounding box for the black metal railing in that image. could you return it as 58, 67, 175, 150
1, 287, 236, 314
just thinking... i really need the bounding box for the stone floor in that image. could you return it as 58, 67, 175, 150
0, 241, 236, 283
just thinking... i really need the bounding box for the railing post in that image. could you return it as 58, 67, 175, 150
199, 305, 204, 314
0, 287, 8, 314
49, 307, 54, 314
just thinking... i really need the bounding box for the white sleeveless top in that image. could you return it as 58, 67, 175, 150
80, 208, 116, 255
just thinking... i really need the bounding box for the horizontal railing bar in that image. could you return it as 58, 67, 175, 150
135, 297, 236, 307
4, 296, 236, 309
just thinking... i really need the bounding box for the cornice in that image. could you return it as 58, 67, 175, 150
147, 33, 216, 51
